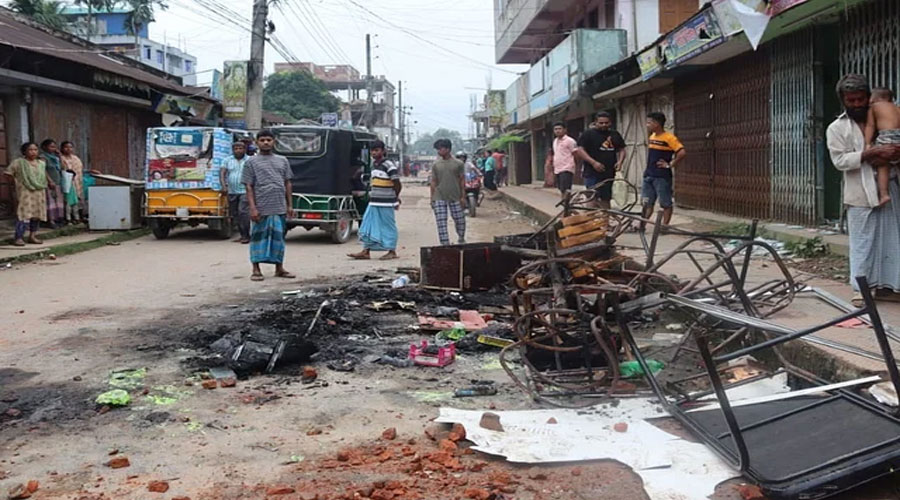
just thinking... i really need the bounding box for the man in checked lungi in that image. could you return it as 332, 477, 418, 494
243, 130, 296, 282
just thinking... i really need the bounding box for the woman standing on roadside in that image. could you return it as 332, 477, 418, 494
41, 139, 64, 227
60, 141, 85, 222
3, 142, 49, 246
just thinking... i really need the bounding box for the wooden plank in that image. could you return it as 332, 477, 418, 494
560, 213, 600, 226
559, 228, 608, 248
557, 218, 608, 238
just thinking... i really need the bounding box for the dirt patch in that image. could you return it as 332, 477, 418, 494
788, 254, 850, 283
47, 307, 121, 323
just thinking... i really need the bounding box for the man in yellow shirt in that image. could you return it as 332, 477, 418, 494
643, 112, 686, 226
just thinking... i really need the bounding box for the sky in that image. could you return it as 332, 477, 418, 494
147, 0, 529, 139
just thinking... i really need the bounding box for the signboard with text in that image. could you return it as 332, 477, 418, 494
660, 9, 724, 69
320, 113, 338, 127
768, 0, 809, 16
637, 48, 662, 81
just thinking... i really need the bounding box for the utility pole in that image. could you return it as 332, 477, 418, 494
365, 34, 374, 131
246, 0, 268, 130
398, 81, 404, 172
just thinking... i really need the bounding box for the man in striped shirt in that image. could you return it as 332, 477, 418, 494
348, 140, 402, 260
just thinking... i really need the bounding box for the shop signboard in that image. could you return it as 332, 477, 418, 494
768, 0, 809, 16
711, 0, 745, 36
638, 47, 662, 81
210, 69, 223, 101
320, 112, 338, 127
223, 60, 248, 129
660, 9, 724, 69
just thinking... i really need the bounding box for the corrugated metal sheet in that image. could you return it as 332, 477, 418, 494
840, 0, 900, 96
771, 29, 816, 225
674, 50, 771, 219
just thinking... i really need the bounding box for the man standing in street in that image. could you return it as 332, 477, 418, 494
577, 112, 626, 209
220, 141, 251, 244
549, 122, 578, 199
827, 74, 900, 305
482, 149, 497, 191
430, 139, 466, 245
348, 140, 401, 261
242, 130, 295, 281
642, 112, 685, 226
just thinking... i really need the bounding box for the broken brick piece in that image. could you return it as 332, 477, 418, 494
218, 377, 236, 388
736, 484, 765, 500
336, 450, 351, 462
301, 366, 318, 382
306, 428, 323, 436
449, 423, 466, 441
463, 487, 491, 500
147, 481, 169, 493
266, 486, 296, 495
25, 481, 38, 494
106, 457, 130, 469
201, 380, 218, 390
439, 439, 458, 452
171, 497, 191, 500
381, 427, 397, 440
613, 422, 628, 433
546, 417, 558, 424
7, 483, 30, 500
479, 412, 504, 432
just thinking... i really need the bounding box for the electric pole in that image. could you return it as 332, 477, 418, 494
365, 34, 374, 131
246, 0, 268, 130
398, 81, 404, 172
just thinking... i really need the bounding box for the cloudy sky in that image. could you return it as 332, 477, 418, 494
148, 0, 528, 139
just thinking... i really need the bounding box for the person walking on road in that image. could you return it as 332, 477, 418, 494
549, 122, 578, 199
642, 112, 686, 226
577, 112, 626, 209
220, 141, 251, 244
40, 139, 64, 228
3, 142, 48, 246
348, 140, 401, 261
493, 150, 507, 187
827, 74, 900, 305
431, 139, 466, 245
482, 149, 497, 191
242, 130, 295, 281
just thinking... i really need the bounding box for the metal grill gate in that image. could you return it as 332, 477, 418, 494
841, 0, 900, 96
771, 29, 817, 225
674, 49, 771, 219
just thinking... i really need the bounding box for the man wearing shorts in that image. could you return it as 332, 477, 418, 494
550, 122, 578, 199
643, 112, 686, 226
576, 112, 626, 209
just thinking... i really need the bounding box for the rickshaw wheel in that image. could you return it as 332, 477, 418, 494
215, 218, 233, 240
149, 219, 171, 240
330, 214, 353, 244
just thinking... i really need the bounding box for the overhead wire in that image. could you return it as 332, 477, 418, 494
279, 0, 346, 64
297, 0, 355, 65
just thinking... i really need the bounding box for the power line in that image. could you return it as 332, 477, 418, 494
279, 0, 346, 64
297, 0, 354, 64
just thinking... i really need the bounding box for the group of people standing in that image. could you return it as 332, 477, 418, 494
3, 139, 86, 246
476, 149, 506, 191
548, 111, 685, 225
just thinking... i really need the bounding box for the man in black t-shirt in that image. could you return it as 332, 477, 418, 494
576, 112, 626, 209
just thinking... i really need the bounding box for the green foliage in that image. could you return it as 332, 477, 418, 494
411, 128, 465, 155
10, 0, 67, 30
786, 237, 829, 258
123, 0, 167, 37
263, 71, 340, 121
486, 133, 524, 152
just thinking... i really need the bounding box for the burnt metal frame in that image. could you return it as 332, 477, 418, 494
624, 276, 900, 497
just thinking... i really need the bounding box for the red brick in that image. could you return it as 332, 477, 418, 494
266, 485, 296, 495
613, 422, 628, 433
147, 481, 169, 493
381, 427, 397, 440
218, 378, 236, 388
106, 457, 130, 469
201, 380, 218, 390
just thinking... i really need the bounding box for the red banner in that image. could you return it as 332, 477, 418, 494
768, 0, 809, 16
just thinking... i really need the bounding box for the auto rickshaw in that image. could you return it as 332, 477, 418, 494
270, 125, 378, 243
142, 127, 252, 239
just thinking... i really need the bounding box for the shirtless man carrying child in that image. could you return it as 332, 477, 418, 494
864, 87, 900, 206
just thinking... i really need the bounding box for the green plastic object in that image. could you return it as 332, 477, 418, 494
95, 389, 131, 406
619, 359, 664, 378
438, 326, 466, 342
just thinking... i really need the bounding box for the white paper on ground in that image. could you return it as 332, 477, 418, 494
870, 381, 899, 407
697, 371, 791, 401
688, 375, 883, 412
436, 398, 738, 500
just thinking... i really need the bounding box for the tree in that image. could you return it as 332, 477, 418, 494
263, 71, 340, 121
411, 128, 465, 155
124, 0, 168, 59
10, 0, 67, 30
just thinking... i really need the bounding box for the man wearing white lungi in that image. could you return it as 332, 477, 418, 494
826, 74, 900, 305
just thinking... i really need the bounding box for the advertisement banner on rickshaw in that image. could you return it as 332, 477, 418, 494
223, 61, 248, 129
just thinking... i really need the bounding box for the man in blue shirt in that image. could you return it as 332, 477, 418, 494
220, 141, 250, 243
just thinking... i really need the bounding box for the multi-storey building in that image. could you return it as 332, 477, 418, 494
61, 7, 199, 86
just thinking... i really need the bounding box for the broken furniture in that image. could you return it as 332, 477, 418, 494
630, 277, 900, 499
420, 243, 522, 292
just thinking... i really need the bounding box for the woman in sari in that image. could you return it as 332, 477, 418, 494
3, 142, 49, 246
40, 139, 64, 227
60, 141, 85, 222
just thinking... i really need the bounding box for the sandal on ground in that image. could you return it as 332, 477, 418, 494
250, 273, 265, 282
379, 253, 399, 261
850, 293, 864, 308
240, 239, 250, 244
275, 271, 296, 279
347, 252, 371, 260
26, 236, 42, 245
12, 239, 25, 247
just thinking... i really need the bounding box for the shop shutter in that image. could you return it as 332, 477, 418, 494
840, 0, 900, 95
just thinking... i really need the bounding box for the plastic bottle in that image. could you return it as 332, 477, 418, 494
392, 275, 410, 288
454, 385, 499, 397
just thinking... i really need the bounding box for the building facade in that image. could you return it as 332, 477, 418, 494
496, 0, 891, 227
0, 9, 217, 218
61, 7, 199, 85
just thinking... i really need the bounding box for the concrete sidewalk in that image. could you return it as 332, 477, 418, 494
497, 183, 851, 256
495, 183, 900, 376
